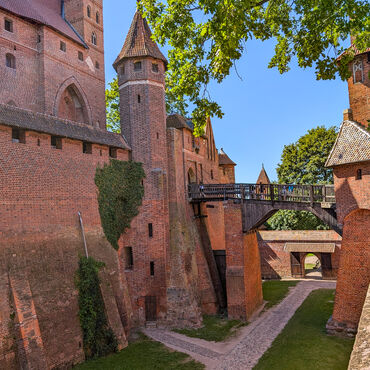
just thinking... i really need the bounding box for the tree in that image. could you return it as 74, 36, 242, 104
105, 77, 120, 133
266, 125, 338, 230
139, 0, 369, 134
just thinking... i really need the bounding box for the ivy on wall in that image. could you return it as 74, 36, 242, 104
95, 160, 145, 250
76, 256, 118, 359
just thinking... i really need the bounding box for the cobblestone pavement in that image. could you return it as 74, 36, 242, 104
145, 280, 336, 369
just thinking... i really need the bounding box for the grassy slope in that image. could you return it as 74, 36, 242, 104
262, 280, 299, 309
254, 289, 354, 370
74, 335, 205, 370
174, 315, 246, 342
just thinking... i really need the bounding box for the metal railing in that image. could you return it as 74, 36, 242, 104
188, 183, 335, 204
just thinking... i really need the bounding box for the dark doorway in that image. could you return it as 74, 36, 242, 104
214, 250, 227, 306
145, 296, 157, 321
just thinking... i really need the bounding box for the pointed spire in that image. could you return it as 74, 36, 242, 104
113, 10, 167, 70
257, 164, 270, 184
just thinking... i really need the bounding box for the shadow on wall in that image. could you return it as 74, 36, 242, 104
259, 244, 282, 280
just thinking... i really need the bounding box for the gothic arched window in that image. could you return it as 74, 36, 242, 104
5, 53, 16, 69
96, 12, 100, 24
353, 59, 364, 84
87, 5, 91, 18
91, 32, 97, 46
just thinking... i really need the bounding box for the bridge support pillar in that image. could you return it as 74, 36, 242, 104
224, 201, 263, 320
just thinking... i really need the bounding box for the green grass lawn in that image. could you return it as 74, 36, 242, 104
254, 289, 354, 370
74, 334, 205, 370
174, 315, 246, 342
262, 280, 299, 310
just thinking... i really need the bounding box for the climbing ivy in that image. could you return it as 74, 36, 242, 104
95, 160, 145, 250
76, 256, 118, 359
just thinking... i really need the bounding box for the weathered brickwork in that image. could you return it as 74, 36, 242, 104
258, 231, 342, 280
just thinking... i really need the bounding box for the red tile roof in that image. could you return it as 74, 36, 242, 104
256, 165, 270, 184
218, 148, 236, 166
0, 0, 85, 46
114, 10, 167, 69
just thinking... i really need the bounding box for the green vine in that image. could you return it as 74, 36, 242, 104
76, 256, 118, 359
95, 160, 145, 250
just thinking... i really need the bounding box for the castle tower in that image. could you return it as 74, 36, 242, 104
257, 164, 270, 184
346, 50, 369, 127
114, 11, 169, 324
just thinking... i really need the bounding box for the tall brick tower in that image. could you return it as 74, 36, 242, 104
114, 11, 169, 324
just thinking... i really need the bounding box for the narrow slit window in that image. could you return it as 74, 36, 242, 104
83, 142, 92, 154
125, 247, 133, 270
95, 61, 100, 69
152, 63, 159, 73
148, 223, 153, 238
78, 51, 84, 61
356, 169, 362, 180
51, 136, 62, 149
12, 128, 25, 143
87, 5, 91, 18
150, 261, 155, 276
138, 95, 141, 103
60, 41, 66, 52
211, 170, 214, 180
5, 19, 13, 32
6, 53, 16, 69
96, 12, 100, 24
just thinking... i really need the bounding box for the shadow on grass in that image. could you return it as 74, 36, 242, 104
73, 334, 205, 370
174, 315, 247, 342
255, 289, 354, 370
262, 280, 299, 310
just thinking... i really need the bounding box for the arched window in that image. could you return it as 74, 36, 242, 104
87, 5, 91, 18
91, 32, 97, 46
353, 59, 364, 84
5, 53, 16, 69
96, 12, 100, 24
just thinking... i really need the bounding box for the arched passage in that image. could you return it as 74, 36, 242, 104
54, 77, 92, 124
304, 253, 322, 279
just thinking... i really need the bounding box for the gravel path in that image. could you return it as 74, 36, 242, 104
145, 280, 336, 369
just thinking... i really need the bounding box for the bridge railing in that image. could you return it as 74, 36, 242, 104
188, 183, 335, 204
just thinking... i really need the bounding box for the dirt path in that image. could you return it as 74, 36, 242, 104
144, 280, 336, 369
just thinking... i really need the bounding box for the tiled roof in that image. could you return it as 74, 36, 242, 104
0, 104, 130, 150
337, 44, 370, 60
256, 165, 270, 184
114, 10, 167, 69
0, 0, 85, 46
167, 114, 194, 131
218, 148, 236, 166
325, 120, 370, 167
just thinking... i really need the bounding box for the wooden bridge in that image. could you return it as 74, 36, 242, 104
188, 183, 341, 235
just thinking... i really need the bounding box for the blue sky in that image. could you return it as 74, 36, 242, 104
103, 0, 349, 183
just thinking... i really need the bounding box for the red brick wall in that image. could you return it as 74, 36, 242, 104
332, 209, 370, 328
347, 53, 370, 128
0, 123, 131, 368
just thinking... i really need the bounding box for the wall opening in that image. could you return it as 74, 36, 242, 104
124, 247, 133, 270
304, 253, 322, 279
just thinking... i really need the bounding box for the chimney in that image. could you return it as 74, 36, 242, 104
343, 109, 353, 121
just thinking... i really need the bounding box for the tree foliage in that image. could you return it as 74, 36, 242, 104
139, 0, 369, 134
267, 125, 337, 230
105, 77, 121, 133
95, 160, 145, 250
76, 256, 118, 359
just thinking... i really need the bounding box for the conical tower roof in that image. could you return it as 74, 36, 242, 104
113, 10, 167, 70
256, 165, 270, 184
218, 148, 236, 166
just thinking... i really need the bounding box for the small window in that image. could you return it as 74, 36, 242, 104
138, 95, 141, 103
60, 41, 66, 52
78, 51, 84, 61
150, 261, 155, 276
4, 19, 13, 33
37, 34, 41, 43
91, 32, 97, 46
83, 142, 92, 154
152, 63, 159, 73
211, 170, 214, 180
134, 61, 142, 71
353, 59, 364, 84
148, 223, 153, 238
12, 128, 25, 144
120, 65, 125, 75
37, 139, 41, 146
87, 5, 91, 18
356, 169, 362, 180
156, 132, 159, 139
109, 147, 117, 158
124, 247, 133, 270
95, 61, 100, 69
51, 136, 62, 149
6, 53, 16, 69
96, 12, 100, 24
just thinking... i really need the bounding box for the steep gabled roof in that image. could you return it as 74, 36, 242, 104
0, 104, 130, 150
325, 120, 370, 167
0, 0, 86, 46
218, 148, 236, 166
257, 165, 270, 184
114, 10, 167, 69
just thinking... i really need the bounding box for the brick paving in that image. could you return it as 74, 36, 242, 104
145, 280, 336, 369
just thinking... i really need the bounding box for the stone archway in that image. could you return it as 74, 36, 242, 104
303, 253, 322, 279
54, 77, 92, 124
